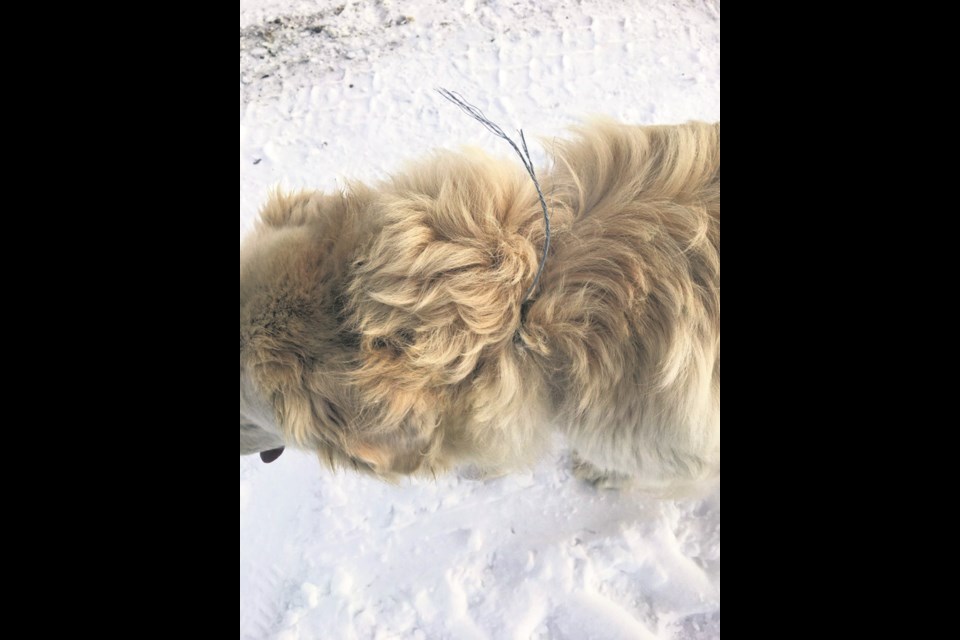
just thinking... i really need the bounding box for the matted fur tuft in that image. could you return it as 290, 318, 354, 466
240, 120, 720, 491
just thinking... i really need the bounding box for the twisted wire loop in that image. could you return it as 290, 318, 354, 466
436, 89, 552, 302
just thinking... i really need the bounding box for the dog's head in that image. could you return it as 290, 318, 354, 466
240, 191, 361, 469
240, 155, 543, 476
239, 189, 445, 476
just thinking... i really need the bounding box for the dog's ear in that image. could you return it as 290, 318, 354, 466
341, 385, 443, 475
345, 412, 441, 475
258, 190, 347, 229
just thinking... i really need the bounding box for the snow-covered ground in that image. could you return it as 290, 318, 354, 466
240, 1, 720, 637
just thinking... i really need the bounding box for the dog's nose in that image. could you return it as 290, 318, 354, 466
260, 447, 284, 463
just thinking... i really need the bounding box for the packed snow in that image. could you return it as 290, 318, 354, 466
240, 1, 720, 637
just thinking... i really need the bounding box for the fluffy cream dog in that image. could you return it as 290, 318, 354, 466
240, 120, 720, 491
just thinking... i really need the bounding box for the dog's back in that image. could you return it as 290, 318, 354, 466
524, 121, 720, 490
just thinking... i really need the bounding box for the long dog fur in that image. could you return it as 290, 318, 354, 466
240, 120, 720, 491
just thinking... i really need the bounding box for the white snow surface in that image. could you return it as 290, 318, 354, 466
240, 1, 720, 638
